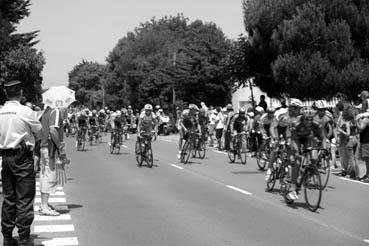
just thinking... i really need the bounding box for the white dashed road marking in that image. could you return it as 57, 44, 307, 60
34, 224, 75, 233
171, 164, 184, 170
226, 185, 253, 196
35, 197, 66, 203
364, 239, 369, 244
340, 177, 369, 186
36, 191, 65, 196
35, 214, 72, 221
38, 237, 79, 246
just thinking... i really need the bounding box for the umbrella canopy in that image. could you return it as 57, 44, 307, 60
42, 86, 75, 109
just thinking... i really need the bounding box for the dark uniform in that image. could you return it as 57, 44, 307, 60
0, 81, 42, 246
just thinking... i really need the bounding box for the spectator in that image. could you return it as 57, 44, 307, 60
214, 106, 224, 150
276, 98, 287, 110
336, 108, 357, 177
0, 80, 42, 246
223, 104, 234, 151
258, 95, 267, 112
359, 90, 369, 113
36, 105, 65, 216
357, 113, 369, 182
208, 107, 216, 147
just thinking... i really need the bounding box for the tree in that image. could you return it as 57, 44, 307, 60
0, 0, 43, 104
68, 60, 108, 108
242, 0, 369, 100
106, 14, 232, 109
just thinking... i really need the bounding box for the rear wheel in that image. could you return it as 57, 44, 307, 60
228, 140, 236, 163
198, 141, 206, 159
256, 146, 267, 170
110, 138, 115, 154
304, 167, 322, 212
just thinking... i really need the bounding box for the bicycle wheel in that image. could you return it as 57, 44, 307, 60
256, 146, 267, 170
146, 145, 154, 168
279, 164, 294, 204
318, 157, 330, 190
135, 141, 143, 166
181, 141, 191, 164
115, 144, 120, 154
303, 167, 322, 212
240, 146, 247, 165
198, 141, 206, 159
266, 165, 277, 192
110, 138, 115, 154
77, 137, 82, 151
228, 140, 236, 163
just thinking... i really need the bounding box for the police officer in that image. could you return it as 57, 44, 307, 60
0, 80, 42, 246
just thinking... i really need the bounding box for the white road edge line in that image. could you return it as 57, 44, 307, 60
213, 150, 228, 155
226, 185, 253, 196
161, 139, 173, 143
364, 239, 369, 244
121, 145, 128, 148
340, 177, 369, 186
38, 237, 79, 246
171, 164, 184, 170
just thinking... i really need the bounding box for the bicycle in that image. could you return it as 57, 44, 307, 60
227, 132, 247, 165
110, 129, 122, 154
96, 124, 104, 143
281, 146, 323, 212
76, 128, 86, 151
180, 130, 204, 164
316, 146, 331, 190
265, 138, 289, 192
135, 131, 155, 168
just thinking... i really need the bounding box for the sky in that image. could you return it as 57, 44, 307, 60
17, 0, 246, 88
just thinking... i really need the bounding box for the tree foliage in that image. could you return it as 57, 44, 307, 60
242, 0, 369, 100
68, 60, 109, 108
106, 14, 232, 109
0, 0, 43, 104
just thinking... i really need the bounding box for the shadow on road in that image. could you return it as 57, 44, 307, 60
67, 204, 83, 210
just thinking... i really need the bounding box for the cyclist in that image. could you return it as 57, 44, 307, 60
265, 99, 302, 184
110, 110, 123, 145
287, 107, 325, 200
259, 107, 276, 139
250, 106, 265, 155
178, 104, 201, 158
76, 111, 88, 147
198, 108, 208, 143
88, 110, 98, 142
230, 107, 248, 153
137, 104, 157, 139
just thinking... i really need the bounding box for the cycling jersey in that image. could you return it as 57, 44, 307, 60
89, 116, 97, 126
139, 112, 156, 133
77, 115, 88, 128
181, 110, 198, 131
232, 114, 247, 133
98, 113, 105, 125
259, 113, 273, 137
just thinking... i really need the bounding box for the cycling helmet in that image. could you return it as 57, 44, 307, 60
144, 104, 153, 111
128, 105, 132, 109
267, 107, 276, 114
189, 104, 199, 111
155, 105, 161, 110
239, 107, 246, 114
275, 108, 288, 120
289, 98, 303, 107
255, 106, 264, 113
248, 111, 254, 117
89, 112, 93, 117
99, 109, 105, 113
116, 110, 121, 116
325, 110, 333, 120
315, 100, 326, 109
92, 109, 97, 114
226, 104, 233, 110
301, 107, 316, 118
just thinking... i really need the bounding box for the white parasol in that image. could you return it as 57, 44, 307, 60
42, 86, 75, 109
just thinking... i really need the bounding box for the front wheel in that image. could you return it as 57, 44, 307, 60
198, 141, 206, 159
146, 145, 154, 168
304, 167, 322, 212
110, 138, 115, 154
318, 158, 330, 190
135, 141, 143, 166
266, 166, 277, 192
181, 141, 191, 164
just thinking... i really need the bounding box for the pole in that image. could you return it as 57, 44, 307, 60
249, 78, 256, 114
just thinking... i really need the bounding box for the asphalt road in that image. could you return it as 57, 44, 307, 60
1, 134, 369, 245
